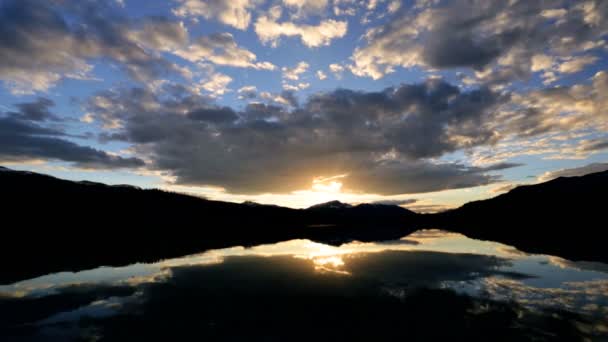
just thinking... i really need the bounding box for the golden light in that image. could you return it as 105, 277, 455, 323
296, 241, 352, 274
311, 180, 343, 192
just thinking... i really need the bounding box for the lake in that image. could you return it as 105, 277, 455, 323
1, 230, 607, 341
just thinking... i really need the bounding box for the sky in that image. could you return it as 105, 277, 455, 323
1, 0, 607, 211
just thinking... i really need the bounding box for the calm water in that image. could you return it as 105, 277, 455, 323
1, 230, 607, 341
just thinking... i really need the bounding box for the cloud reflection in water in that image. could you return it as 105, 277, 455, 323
1, 230, 608, 341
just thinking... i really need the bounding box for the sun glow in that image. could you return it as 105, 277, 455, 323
295, 241, 352, 274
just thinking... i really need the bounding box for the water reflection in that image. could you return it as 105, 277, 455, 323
1, 230, 607, 341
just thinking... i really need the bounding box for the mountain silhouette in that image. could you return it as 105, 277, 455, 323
0, 167, 417, 283
1, 166, 606, 283
427, 170, 607, 263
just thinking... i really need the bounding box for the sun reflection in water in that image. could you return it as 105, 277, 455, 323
294, 242, 352, 274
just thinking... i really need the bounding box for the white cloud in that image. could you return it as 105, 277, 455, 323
260, 91, 297, 106
238, 85, 257, 93
254, 14, 347, 48
283, 0, 328, 17
80, 113, 95, 124
531, 54, 554, 72
172, 0, 256, 30
237, 85, 257, 99
316, 70, 327, 80
282, 62, 309, 81
282, 83, 300, 91
329, 63, 345, 78
175, 33, 275, 70
529, 54, 597, 84
2, 70, 62, 95
540, 8, 568, 19
349, 1, 608, 81
282, 81, 309, 91
199, 72, 232, 96
558, 55, 598, 74
387, 0, 401, 13
329, 63, 345, 73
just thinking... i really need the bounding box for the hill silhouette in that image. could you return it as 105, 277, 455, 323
428, 170, 607, 263
1, 166, 606, 283
0, 167, 417, 283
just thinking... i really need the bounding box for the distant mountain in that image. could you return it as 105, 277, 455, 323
428, 170, 608, 262
1, 166, 607, 284
0, 167, 418, 283
308, 200, 353, 210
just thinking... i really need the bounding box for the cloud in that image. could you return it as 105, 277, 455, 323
172, 0, 256, 30
84, 78, 520, 195
127, 18, 189, 52
0, 1, 273, 94
557, 55, 598, 74
198, 72, 232, 97
505, 71, 608, 137
0, 99, 144, 169
538, 162, 608, 182
175, 32, 276, 70
282, 62, 310, 90
350, 0, 607, 80
237, 86, 258, 100
490, 183, 519, 194
316, 70, 327, 80
0, 1, 189, 93
255, 10, 347, 48
467, 69, 608, 164
329, 63, 345, 78
282, 62, 309, 81
7, 98, 61, 122
372, 199, 418, 206
283, 0, 328, 18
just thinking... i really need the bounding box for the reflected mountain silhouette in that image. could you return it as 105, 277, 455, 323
1, 251, 597, 341
1, 166, 607, 284
429, 170, 608, 263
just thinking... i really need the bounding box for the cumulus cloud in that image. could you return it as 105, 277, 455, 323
84, 78, 521, 195
350, 0, 607, 80
0, 1, 193, 93
175, 32, 275, 70
255, 9, 347, 48
468, 69, 608, 165
172, 0, 256, 30
329, 63, 345, 78
127, 18, 190, 52
507, 71, 608, 137
0, 99, 144, 169
283, 0, 328, 18
237, 86, 258, 100
0, 1, 276, 94
199, 72, 233, 97
282, 62, 309, 81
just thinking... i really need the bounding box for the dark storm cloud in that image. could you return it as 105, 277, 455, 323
85, 79, 520, 194
188, 106, 239, 123
352, 0, 607, 81
0, 0, 186, 93
0, 99, 144, 169
7, 98, 61, 122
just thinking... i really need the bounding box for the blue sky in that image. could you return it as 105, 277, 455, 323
1, 0, 607, 210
